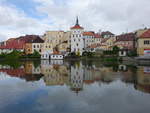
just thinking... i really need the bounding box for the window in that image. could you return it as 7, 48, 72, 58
34, 45, 36, 48
144, 40, 150, 45
77, 43, 78, 46
37, 45, 39, 48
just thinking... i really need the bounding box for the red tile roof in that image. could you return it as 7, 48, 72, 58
0, 39, 25, 49
70, 25, 84, 29
83, 32, 101, 38
83, 32, 95, 36
0, 35, 43, 49
140, 29, 150, 38
94, 33, 101, 38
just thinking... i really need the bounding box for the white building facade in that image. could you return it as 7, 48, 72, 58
70, 18, 84, 56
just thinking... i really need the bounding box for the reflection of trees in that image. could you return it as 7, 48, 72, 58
33, 60, 41, 68
0, 60, 22, 69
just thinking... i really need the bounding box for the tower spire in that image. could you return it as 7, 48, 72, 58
76, 16, 79, 26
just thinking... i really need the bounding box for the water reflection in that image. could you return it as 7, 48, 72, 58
0, 60, 150, 94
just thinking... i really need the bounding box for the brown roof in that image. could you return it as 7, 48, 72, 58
17, 35, 43, 43
116, 33, 135, 42
140, 29, 150, 38
101, 31, 114, 36
27, 36, 44, 43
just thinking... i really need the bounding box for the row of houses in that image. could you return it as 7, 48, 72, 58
0, 17, 150, 59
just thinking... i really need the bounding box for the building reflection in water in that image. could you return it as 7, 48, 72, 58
135, 66, 150, 93
0, 60, 150, 94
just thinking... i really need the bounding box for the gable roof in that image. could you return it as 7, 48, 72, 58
140, 29, 150, 38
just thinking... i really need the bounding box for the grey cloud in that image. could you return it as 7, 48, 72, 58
1, 0, 150, 41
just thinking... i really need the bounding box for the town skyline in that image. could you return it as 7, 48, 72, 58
0, 0, 150, 41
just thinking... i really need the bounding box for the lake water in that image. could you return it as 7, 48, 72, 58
0, 60, 150, 113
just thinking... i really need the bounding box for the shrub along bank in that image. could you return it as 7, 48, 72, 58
0, 50, 41, 60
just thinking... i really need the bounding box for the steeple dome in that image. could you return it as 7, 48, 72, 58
70, 17, 84, 29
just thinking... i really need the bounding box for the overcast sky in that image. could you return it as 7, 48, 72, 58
0, 0, 150, 41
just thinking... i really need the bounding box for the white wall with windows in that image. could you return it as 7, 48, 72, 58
71, 29, 84, 55
32, 43, 42, 53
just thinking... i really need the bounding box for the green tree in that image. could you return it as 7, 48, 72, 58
31, 50, 41, 58
5, 50, 22, 60
112, 46, 120, 54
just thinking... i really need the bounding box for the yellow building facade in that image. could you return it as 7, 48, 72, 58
136, 29, 150, 56
41, 31, 71, 59
25, 43, 32, 54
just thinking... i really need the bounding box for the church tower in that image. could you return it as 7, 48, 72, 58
70, 17, 84, 56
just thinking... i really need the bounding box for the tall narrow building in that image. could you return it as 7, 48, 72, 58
70, 17, 84, 56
